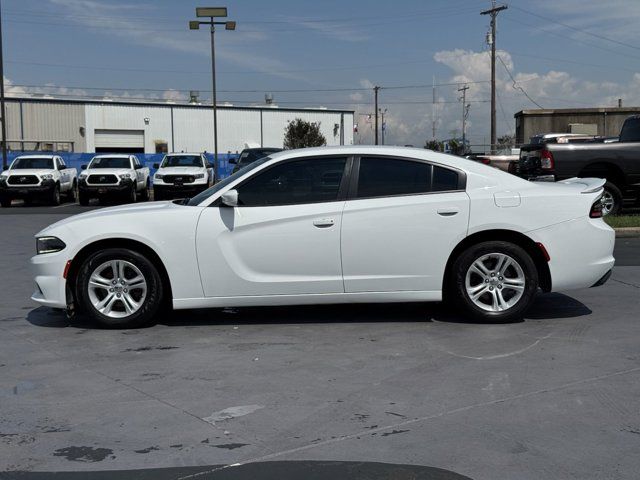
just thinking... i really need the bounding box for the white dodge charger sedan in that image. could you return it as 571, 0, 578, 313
31, 146, 615, 328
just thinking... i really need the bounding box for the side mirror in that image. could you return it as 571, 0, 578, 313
220, 189, 238, 207
228, 158, 237, 165
206, 162, 213, 168
134, 164, 143, 170
81, 164, 87, 170
153, 163, 160, 169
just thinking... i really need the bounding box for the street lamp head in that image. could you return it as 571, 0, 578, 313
196, 7, 227, 18
225, 21, 236, 31
189, 20, 200, 30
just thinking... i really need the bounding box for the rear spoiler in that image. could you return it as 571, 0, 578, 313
558, 177, 606, 194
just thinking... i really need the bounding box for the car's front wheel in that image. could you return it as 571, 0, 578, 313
451, 241, 538, 323
75, 248, 163, 328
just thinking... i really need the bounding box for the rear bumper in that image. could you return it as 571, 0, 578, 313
527, 217, 615, 292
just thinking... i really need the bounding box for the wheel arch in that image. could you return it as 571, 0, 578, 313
443, 229, 551, 294
66, 237, 173, 308
578, 162, 625, 187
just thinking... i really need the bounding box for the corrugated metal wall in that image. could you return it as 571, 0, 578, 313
3, 99, 354, 154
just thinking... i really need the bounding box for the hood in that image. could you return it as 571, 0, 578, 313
5, 169, 53, 177
37, 201, 180, 235
156, 166, 205, 175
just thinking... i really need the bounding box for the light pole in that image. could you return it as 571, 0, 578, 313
190, 7, 235, 183
0, 0, 8, 169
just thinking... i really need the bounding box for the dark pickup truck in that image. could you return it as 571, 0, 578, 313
517, 116, 640, 215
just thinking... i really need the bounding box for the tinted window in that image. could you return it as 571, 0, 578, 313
357, 157, 431, 198
237, 157, 346, 206
432, 165, 459, 191
89, 157, 131, 169
162, 155, 203, 167
11, 157, 54, 169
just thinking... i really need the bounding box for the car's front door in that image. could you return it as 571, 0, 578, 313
341, 156, 470, 293
196, 156, 350, 297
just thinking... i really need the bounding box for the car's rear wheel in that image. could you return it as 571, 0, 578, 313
601, 181, 622, 216
75, 248, 163, 328
451, 241, 538, 323
67, 181, 77, 203
140, 180, 150, 201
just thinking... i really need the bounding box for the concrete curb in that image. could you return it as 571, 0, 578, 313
615, 227, 640, 238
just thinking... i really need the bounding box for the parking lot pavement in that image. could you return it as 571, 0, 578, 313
1, 212, 639, 480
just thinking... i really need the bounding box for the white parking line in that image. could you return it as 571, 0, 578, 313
51, 203, 79, 209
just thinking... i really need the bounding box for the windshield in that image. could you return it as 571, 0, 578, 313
11, 157, 54, 169
186, 156, 272, 206
89, 157, 131, 169
161, 155, 203, 168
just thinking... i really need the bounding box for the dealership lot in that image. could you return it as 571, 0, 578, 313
1, 209, 639, 480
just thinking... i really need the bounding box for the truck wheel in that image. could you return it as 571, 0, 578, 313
126, 185, 137, 204
78, 191, 90, 206
75, 248, 163, 328
67, 181, 77, 203
50, 184, 61, 206
0, 197, 11, 208
601, 181, 622, 216
140, 181, 150, 201
450, 241, 538, 323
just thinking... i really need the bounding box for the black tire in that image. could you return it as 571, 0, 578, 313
0, 197, 11, 208
153, 189, 163, 201
601, 181, 622, 216
78, 190, 90, 206
75, 248, 163, 328
140, 181, 150, 201
50, 184, 61, 206
450, 241, 538, 323
67, 181, 77, 203
125, 185, 137, 204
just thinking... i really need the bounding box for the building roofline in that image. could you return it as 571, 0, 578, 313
5, 96, 355, 115
515, 107, 640, 117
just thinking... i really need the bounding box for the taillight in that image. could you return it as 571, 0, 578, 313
590, 197, 603, 218
540, 149, 554, 170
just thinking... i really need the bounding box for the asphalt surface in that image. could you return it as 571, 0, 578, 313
1, 208, 639, 480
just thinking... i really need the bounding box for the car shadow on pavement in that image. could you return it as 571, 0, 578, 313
24, 292, 591, 330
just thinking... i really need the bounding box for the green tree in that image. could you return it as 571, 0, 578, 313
497, 134, 515, 148
424, 139, 444, 151
283, 118, 327, 149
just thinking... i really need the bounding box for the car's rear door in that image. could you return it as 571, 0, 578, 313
196, 155, 351, 297
341, 155, 470, 293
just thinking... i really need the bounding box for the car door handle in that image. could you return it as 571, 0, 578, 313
313, 218, 335, 228
437, 208, 460, 217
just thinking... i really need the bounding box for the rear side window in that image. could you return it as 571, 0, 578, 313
356, 157, 461, 198
356, 157, 431, 198
237, 157, 347, 206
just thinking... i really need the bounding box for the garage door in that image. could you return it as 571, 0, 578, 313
94, 129, 144, 150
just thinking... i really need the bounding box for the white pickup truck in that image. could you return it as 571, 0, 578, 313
78, 154, 150, 205
0, 155, 77, 207
152, 153, 212, 200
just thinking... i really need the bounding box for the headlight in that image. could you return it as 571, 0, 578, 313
119, 173, 131, 179
194, 173, 205, 179
40, 174, 54, 180
155, 174, 164, 179
36, 236, 66, 255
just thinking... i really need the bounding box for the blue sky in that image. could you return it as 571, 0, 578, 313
4, 0, 640, 146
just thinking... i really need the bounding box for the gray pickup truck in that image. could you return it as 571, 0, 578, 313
517, 116, 640, 215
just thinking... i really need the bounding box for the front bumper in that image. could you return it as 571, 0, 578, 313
30, 250, 69, 309
0, 179, 55, 198
153, 183, 208, 196
79, 178, 133, 195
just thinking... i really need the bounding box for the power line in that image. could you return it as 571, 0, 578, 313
510, 5, 640, 52
496, 54, 543, 109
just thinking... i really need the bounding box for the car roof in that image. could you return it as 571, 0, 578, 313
91, 154, 132, 159
165, 152, 203, 156
13, 155, 57, 159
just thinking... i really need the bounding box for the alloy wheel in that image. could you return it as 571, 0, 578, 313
87, 260, 147, 318
465, 253, 526, 312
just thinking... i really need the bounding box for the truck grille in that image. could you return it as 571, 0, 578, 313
163, 175, 195, 184
87, 174, 118, 184
8, 175, 39, 185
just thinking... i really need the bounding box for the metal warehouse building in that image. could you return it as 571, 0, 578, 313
0, 97, 354, 154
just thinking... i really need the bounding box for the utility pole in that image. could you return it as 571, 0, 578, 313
373, 86, 380, 145
379, 108, 387, 145
481, 1, 507, 154
0, 0, 8, 169
432, 75, 437, 140
458, 84, 469, 154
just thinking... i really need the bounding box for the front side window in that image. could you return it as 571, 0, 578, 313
357, 157, 431, 198
237, 157, 347, 206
